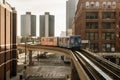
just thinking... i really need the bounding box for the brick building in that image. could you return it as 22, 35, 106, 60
0, 1, 17, 80
73, 0, 120, 52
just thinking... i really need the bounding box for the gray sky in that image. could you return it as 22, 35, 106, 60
7, 0, 67, 36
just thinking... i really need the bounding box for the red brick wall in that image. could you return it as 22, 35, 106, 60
73, 0, 120, 52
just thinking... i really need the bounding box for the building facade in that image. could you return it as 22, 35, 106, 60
0, 1, 17, 80
73, 0, 120, 52
40, 12, 54, 37
21, 12, 36, 38
66, 0, 79, 36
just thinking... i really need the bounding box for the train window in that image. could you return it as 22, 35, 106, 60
42, 39, 44, 41
49, 38, 53, 42
66, 38, 69, 43
74, 37, 78, 42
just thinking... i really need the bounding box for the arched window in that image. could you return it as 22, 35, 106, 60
91, 2, 95, 8
102, 2, 107, 8
86, 2, 90, 8
107, 2, 111, 8
96, 2, 99, 8
112, 1, 116, 9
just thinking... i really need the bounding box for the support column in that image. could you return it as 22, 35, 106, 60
71, 61, 80, 80
29, 50, 33, 66
98, 10, 102, 52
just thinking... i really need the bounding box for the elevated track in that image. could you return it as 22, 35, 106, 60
18, 44, 120, 80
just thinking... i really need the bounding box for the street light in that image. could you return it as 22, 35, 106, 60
24, 36, 27, 64
24, 35, 29, 80
24, 34, 29, 64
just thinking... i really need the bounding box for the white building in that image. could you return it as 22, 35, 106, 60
21, 12, 36, 37
60, 31, 66, 37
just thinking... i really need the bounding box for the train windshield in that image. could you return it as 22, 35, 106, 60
74, 37, 81, 43
70, 36, 81, 43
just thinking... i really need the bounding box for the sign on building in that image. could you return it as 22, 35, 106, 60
82, 40, 89, 43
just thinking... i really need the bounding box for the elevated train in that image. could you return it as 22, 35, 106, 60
40, 35, 81, 62
40, 35, 81, 48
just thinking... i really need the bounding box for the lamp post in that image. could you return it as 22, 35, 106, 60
24, 36, 27, 64
24, 34, 29, 64
24, 35, 28, 80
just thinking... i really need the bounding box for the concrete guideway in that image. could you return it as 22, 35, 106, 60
18, 44, 120, 80
18, 44, 90, 80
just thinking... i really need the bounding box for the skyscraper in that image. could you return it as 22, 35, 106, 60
66, 0, 79, 36
0, 1, 17, 79
21, 12, 36, 37
40, 12, 54, 37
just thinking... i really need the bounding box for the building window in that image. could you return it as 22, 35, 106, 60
86, 22, 98, 29
102, 43, 115, 52
90, 43, 98, 52
86, 1, 100, 9
112, 1, 116, 9
102, 22, 115, 29
102, 2, 107, 8
90, 2, 95, 8
86, 32, 98, 40
102, 32, 115, 40
96, 2, 99, 8
102, 12, 116, 19
86, 12, 98, 19
86, 2, 90, 8
107, 2, 111, 8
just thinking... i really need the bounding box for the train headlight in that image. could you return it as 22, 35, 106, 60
71, 39, 74, 44
78, 39, 81, 43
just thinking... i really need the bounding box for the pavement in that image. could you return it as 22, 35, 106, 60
11, 52, 71, 80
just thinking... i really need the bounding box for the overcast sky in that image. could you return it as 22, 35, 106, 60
7, 0, 67, 36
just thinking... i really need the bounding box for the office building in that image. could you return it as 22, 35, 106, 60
60, 31, 66, 37
40, 12, 54, 37
0, 1, 17, 79
66, 0, 79, 36
73, 0, 120, 52
21, 12, 36, 40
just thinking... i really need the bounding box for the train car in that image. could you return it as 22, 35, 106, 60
58, 37, 69, 47
69, 35, 81, 48
40, 37, 58, 46
59, 35, 81, 48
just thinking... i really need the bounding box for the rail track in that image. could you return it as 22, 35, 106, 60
71, 49, 120, 80
18, 44, 120, 80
